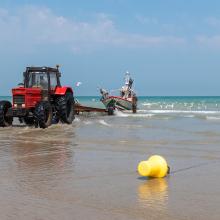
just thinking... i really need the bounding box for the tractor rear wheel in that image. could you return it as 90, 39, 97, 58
34, 101, 52, 129
56, 92, 75, 124
0, 101, 13, 127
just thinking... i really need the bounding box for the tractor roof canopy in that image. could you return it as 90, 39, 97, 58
25, 66, 60, 75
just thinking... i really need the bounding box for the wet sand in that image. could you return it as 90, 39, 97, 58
0, 114, 220, 220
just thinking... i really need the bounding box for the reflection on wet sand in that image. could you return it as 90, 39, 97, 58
138, 178, 168, 211
9, 125, 77, 198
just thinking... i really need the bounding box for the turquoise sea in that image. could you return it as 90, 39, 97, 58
1, 95, 220, 219
76, 95, 220, 111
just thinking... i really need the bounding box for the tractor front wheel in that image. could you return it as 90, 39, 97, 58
56, 92, 75, 124
0, 101, 13, 127
34, 101, 52, 129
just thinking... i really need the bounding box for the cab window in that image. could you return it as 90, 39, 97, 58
27, 72, 48, 89
50, 72, 58, 89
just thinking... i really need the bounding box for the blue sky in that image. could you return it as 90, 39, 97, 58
0, 0, 220, 95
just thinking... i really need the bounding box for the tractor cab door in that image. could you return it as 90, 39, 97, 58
49, 72, 59, 94
40, 73, 50, 101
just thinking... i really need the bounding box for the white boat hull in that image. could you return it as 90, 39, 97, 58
102, 96, 133, 111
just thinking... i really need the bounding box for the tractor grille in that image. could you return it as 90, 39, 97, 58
14, 95, 25, 104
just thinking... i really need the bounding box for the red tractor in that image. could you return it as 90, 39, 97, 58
0, 66, 75, 128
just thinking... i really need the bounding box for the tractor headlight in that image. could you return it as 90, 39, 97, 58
14, 104, 18, 108
22, 104, 26, 108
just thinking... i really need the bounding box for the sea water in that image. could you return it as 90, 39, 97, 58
0, 96, 220, 219
77, 96, 220, 120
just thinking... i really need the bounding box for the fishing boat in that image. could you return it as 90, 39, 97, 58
100, 72, 138, 115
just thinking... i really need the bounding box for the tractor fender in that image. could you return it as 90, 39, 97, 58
55, 87, 74, 95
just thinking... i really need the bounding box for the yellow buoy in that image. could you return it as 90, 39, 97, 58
138, 155, 169, 178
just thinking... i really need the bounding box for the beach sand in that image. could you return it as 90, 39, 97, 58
0, 109, 220, 219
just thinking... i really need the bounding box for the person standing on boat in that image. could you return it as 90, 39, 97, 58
120, 72, 134, 99
100, 88, 109, 101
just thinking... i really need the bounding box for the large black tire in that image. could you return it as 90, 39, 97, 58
34, 101, 52, 129
0, 101, 13, 127
56, 92, 75, 124
107, 102, 115, 115
107, 106, 114, 115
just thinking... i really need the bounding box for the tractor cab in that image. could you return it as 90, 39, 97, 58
24, 67, 61, 89
26, 71, 50, 89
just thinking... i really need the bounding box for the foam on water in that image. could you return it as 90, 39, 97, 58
74, 117, 81, 122
183, 115, 195, 118
135, 109, 220, 121
206, 116, 220, 120
83, 120, 93, 125
146, 110, 220, 114
142, 102, 159, 107
98, 120, 111, 126
114, 109, 154, 118
114, 110, 129, 117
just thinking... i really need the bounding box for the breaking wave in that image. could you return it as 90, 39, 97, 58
206, 116, 220, 120
145, 110, 220, 114
98, 120, 111, 126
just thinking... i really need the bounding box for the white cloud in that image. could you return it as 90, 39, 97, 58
196, 35, 220, 48
205, 17, 220, 28
195, 17, 220, 48
135, 15, 158, 25
0, 5, 186, 53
